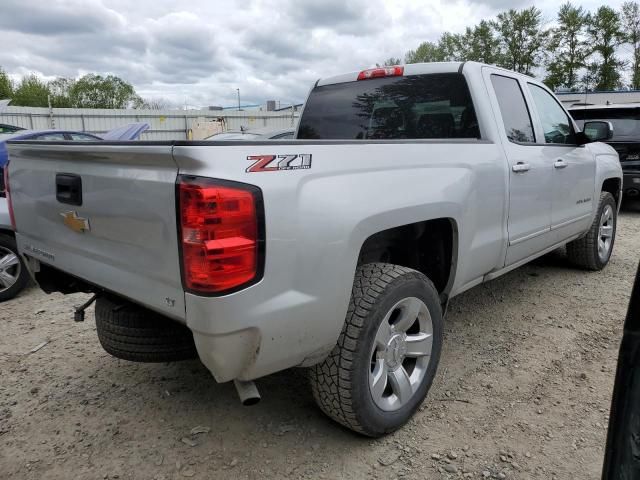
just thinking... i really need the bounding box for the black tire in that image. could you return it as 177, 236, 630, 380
309, 263, 444, 437
0, 233, 29, 302
566, 192, 617, 271
95, 295, 198, 362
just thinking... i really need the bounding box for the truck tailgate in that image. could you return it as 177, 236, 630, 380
7, 142, 185, 320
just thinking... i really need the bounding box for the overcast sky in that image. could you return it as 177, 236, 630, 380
0, 0, 628, 109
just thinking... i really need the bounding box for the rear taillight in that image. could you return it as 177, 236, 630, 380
177, 176, 264, 295
357, 66, 404, 81
3, 162, 15, 229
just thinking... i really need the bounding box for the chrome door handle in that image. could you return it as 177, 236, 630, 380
512, 162, 530, 173
554, 159, 568, 169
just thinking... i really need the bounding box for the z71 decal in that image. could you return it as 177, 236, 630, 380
246, 154, 312, 173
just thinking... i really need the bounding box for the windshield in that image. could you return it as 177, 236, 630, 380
571, 108, 640, 142
297, 73, 479, 140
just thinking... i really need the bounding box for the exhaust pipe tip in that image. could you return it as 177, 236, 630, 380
233, 379, 261, 406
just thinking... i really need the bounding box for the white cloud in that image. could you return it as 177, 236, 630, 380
0, 0, 629, 108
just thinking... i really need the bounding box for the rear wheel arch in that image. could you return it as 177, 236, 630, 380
356, 218, 458, 302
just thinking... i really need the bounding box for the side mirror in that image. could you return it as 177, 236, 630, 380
582, 121, 613, 142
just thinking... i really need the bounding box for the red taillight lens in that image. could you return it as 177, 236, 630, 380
3, 162, 16, 229
177, 176, 263, 294
357, 66, 404, 81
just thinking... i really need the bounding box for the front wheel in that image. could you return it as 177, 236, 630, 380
309, 263, 443, 437
566, 192, 617, 270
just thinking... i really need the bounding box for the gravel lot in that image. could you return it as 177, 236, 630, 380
2, 200, 639, 480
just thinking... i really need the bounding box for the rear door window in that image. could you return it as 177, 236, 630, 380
490, 75, 535, 143
297, 73, 479, 140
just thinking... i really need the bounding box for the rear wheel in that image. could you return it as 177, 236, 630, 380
566, 191, 617, 270
0, 234, 29, 302
309, 263, 443, 437
95, 295, 198, 362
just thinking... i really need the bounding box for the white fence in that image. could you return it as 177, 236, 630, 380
0, 106, 300, 140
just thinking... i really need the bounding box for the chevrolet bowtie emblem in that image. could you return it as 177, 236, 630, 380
61, 211, 90, 233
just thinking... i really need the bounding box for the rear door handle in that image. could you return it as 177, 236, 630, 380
554, 159, 568, 169
512, 162, 530, 173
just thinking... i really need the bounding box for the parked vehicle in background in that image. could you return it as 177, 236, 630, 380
6, 62, 622, 435
570, 104, 640, 198
100, 122, 149, 141
0, 124, 25, 134
0, 123, 150, 302
205, 127, 295, 140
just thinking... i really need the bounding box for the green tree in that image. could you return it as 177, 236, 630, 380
377, 57, 402, 67
585, 6, 624, 90
493, 7, 548, 75
69, 74, 139, 109
0, 67, 12, 100
11, 74, 50, 107
544, 3, 589, 91
405, 41, 446, 63
48, 77, 75, 108
438, 32, 463, 61
404, 33, 464, 64
460, 20, 501, 64
622, 1, 640, 89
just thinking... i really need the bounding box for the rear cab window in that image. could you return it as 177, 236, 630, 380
297, 73, 480, 140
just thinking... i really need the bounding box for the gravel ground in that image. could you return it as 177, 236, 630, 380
1, 200, 639, 480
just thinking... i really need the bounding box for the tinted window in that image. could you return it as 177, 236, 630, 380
528, 84, 576, 144
571, 108, 640, 142
68, 133, 100, 141
490, 75, 535, 143
32, 133, 66, 140
297, 73, 479, 140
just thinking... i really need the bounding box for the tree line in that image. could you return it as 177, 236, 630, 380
380, 2, 640, 92
0, 69, 171, 109
1, 1, 636, 109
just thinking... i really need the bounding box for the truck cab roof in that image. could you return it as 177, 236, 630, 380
316, 61, 532, 87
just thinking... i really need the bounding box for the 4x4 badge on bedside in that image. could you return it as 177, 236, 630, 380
61, 211, 91, 233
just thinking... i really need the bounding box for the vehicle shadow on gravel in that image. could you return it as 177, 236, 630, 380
621, 197, 640, 213
6, 218, 638, 480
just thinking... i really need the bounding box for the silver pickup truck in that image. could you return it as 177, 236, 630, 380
6, 62, 622, 436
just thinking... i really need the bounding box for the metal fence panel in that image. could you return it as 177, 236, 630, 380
0, 106, 299, 140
